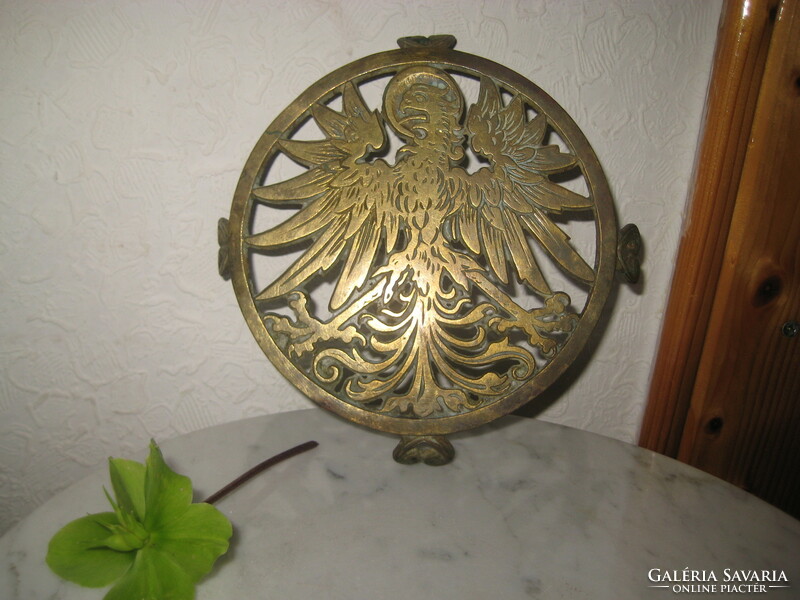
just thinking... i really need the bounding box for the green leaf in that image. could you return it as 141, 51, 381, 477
46, 512, 136, 587
109, 458, 146, 521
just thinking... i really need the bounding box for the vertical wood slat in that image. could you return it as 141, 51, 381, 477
638, 0, 778, 456
677, 0, 800, 517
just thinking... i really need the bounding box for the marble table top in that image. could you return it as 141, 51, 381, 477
2, 409, 799, 599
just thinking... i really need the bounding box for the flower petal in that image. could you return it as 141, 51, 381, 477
152, 503, 232, 580
144, 441, 193, 530
103, 545, 194, 600
46, 513, 135, 588
109, 458, 146, 521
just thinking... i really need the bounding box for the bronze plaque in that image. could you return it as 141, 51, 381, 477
220, 36, 627, 464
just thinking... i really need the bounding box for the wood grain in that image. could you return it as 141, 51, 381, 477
677, 0, 800, 517
638, 0, 779, 456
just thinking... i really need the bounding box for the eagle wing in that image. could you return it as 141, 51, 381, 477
448, 78, 595, 296
246, 82, 394, 311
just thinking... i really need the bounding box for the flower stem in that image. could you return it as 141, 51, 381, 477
203, 440, 319, 505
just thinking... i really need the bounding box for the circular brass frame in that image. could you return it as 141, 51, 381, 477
227, 45, 617, 437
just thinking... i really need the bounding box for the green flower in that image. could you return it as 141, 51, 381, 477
46, 441, 232, 600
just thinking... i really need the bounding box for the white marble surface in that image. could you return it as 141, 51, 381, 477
2, 409, 798, 599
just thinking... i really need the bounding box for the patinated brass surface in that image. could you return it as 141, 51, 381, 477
617, 223, 642, 284
221, 36, 623, 463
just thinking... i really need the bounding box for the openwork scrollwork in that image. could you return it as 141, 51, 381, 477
223, 36, 621, 462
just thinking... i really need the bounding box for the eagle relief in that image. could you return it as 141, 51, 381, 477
222, 36, 623, 458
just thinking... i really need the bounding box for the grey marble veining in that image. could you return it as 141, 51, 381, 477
2, 409, 798, 599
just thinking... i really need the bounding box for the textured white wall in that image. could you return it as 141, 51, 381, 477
0, 0, 722, 534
